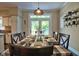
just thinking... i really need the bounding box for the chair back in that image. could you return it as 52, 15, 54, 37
53, 32, 59, 41
9, 44, 53, 56
38, 45, 53, 56
11, 33, 21, 44
59, 33, 70, 49
20, 32, 26, 39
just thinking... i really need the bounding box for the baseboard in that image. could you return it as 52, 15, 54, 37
68, 47, 79, 56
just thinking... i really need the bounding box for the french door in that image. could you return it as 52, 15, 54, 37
31, 19, 49, 35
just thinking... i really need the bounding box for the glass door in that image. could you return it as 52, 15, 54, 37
30, 15, 51, 35
31, 21, 39, 35
41, 21, 49, 35
31, 20, 49, 35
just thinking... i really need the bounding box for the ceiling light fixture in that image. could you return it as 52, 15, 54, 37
34, 2, 44, 15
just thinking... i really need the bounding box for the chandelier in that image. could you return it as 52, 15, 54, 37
34, 2, 44, 15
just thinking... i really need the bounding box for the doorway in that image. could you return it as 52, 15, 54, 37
30, 15, 51, 35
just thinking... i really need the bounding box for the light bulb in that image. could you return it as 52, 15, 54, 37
37, 9, 41, 13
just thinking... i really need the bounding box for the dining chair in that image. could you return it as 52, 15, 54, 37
52, 32, 60, 41
23, 32, 26, 37
20, 32, 26, 39
59, 33, 70, 49
9, 44, 21, 56
11, 33, 21, 44
9, 44, 53, 56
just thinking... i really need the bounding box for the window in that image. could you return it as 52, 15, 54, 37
0, 17, 4, 30
30, 15, 50, 35
30, 15, 50, 18
0, 17, 2, 27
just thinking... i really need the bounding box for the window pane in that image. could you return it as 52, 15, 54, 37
0, 17, 2, 27
0, 17, 4, 30
30, 15, 50, 35
30, 15, 50, 18
31, 21, 39, 35
41, 21, 49, 35
0, 20, 2, 26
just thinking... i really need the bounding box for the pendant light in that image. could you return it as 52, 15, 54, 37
34, 2, 44, 15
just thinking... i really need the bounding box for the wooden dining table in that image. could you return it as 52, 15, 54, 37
1, 35, 72, 56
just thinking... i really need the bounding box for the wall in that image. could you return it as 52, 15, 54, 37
60, 2, 79, 54
22, 10, 60, 35
16, 8, 23, 33
10, 16, 17, 33
22, 11, 29, 35
51, 9, 60, 32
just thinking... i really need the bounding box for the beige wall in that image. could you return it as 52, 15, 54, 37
22, 11, 29, 35
51, 9, 60, 32
10, 16, 17, 33
16, 8, 23, 33
22, 10, 60, 35
60, 2, 79, 51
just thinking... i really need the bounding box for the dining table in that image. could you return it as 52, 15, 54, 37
1, 35, 72, 56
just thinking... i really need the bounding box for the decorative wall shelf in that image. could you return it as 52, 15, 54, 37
63, 8, 79, 27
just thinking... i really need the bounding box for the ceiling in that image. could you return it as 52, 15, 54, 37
0, 2, 66, 11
